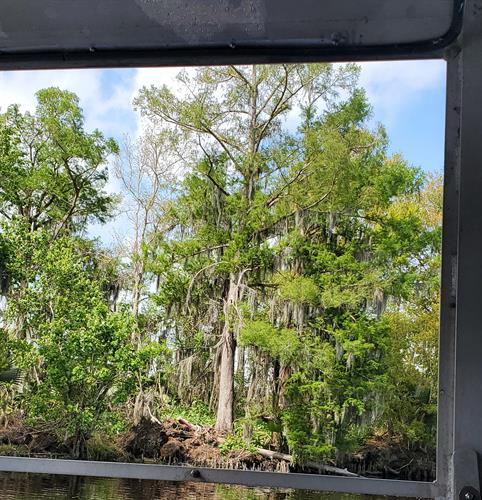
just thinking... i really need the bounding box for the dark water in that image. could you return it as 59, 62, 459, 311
0, 473, 409, 499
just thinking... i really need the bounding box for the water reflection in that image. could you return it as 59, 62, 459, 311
0, 472, 410, 500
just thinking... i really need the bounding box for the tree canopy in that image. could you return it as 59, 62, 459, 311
0, 66, 441, 471
0, 87, 117, 236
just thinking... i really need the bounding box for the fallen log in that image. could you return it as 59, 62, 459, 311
256, 448, 360, 477
177, 417, 196, 430
171, 418, 359, 477
176, 417, 202, 433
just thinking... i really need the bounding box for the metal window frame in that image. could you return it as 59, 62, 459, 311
2, 1, 482, 499
0, 0, 465, 69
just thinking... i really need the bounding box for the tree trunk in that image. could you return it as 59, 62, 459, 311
131, 259, 145, 320
255, 448, 359, 477
215, 273, 238, 431
236, 346, 245, 386
272, 359, 281, 415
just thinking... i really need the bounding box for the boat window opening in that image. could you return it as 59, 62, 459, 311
0, 59, 445, 499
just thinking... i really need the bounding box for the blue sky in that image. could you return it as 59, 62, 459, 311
0, 60, 446, 244
357, 61, 446, 176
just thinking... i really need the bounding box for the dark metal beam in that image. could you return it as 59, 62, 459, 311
450, 0, 482, 498
436, 42, 461, 500
0, 0, 463, 70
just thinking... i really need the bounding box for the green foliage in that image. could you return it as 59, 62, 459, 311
219, 433, 255, 455
0, 74, 442, 469
160, 400, 216, 428
275, 273, 320, 304
2, 220, 167, 457
86, 433, 126, 461
239, 320, 300, 363
0, 87, 117, 235
218, 418, 271, 455
235, 417, 272, 449
0, 329, 10, 372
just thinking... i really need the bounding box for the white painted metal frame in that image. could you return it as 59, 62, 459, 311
2, 1, 482, 498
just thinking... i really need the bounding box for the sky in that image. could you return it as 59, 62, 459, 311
0, 60, 446, 245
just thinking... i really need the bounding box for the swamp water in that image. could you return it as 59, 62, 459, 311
0, 472, 411, 499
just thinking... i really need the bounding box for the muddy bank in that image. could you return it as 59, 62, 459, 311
121, 417, 280, 471
0, 417, 282, 471
338, 433, 435, 481
0, 418, 435, 480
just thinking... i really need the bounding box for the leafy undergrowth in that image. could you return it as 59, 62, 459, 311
158, 401, 216, 428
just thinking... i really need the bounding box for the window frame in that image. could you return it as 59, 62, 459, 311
0, 1, 477, 499
0, 0, 464, 69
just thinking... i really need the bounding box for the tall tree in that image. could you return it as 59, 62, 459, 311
113, 129, 180, 421
135, 64, 360, 431
0, 87, 117, 236
0, 87, 118, 339
114, 129, 178, 319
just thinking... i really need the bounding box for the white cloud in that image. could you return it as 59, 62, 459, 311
0, 69, 92, 112
0, 61, 446, 140
357, 60, 446, 126
133, 67, 182, 96
0, 68, 135, 137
